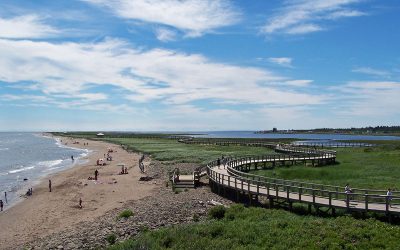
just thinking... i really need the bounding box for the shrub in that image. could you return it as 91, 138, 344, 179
118, 209, 134, 219
106, 234, 117, 245
208, 205, 226, 220
225, 204, 245, 220
193, 213, 200, 222
139, 225, 149, 233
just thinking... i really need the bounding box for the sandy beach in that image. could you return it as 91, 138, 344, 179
0, 136, 156, 249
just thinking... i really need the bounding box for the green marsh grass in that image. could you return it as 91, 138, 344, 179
108, 205, 400, 250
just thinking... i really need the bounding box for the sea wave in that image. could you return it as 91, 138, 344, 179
0, 147, 9, 151
37, 159, 64, 168
9, 165, 35, 174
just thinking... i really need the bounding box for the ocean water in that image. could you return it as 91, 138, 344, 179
188, 131, 400, 140
0, 133, 88, 209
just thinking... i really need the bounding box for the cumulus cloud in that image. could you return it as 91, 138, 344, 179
0, 15, 59, 39
81, 0, 240, 38
0, 38, 325, 111
261, 0, 366, 35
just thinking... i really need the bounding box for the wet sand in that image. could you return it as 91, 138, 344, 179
0, 136, 156, 249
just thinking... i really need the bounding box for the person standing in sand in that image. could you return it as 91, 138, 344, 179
0, 200, 3, 211
49, 180, 52, 192
79, 198, 83, 209
4, 191, 7, 204
95, 169, 99, 181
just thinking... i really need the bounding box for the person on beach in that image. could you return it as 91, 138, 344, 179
387, 188, 393, 208
125, 166, 128, 174
49, 180, 52, 192
4, 191, 7, 204
71, 155, 74, 161
0, 200, 3, 211
95, 169, 99, 180
79, 198, 82, 209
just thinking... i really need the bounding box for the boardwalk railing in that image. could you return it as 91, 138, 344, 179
205, 145, 400, 216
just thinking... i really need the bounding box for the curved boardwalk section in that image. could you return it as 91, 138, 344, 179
206, 145, 400, 217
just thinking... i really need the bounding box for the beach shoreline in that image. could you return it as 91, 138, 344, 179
0, 135, 157, 249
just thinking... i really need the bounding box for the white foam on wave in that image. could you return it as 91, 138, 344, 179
9, 166, 35, 174
0, 147, 9, 151
37, 159, 64, 168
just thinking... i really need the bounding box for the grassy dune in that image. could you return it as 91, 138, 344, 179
108, 205, 400, 250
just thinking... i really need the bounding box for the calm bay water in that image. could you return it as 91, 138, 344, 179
0, 133, 88, 209
188, 131, 400, 140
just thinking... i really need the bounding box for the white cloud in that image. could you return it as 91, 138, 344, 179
352, 67, 391, 77
155, 27, 177, 42
333, 81, 400, 117
284, 80, 313, 87
286, 24, 323, 34
261, 0, 365, 35
0, 38, 325, 110
82, 0, 240, 38
0, 15, 59, 39
268, 57, 293, 67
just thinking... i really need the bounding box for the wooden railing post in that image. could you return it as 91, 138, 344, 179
386, 196, 389, 213
312, 190, 315, 204
286, 186, 290, 201
329, 192, 332, 207
365, 194, 368, 211
299, 188, 302, 202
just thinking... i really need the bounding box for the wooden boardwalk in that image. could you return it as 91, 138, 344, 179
205, 145, 400, 217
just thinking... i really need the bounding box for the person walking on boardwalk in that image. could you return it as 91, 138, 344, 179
387, 188, 393, 208
94, 169, 99, 181
0, 200, 3, 211
49, 180, 52, 192
344, 184, 352, 194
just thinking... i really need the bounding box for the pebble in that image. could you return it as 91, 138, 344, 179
25, 160, 232, 249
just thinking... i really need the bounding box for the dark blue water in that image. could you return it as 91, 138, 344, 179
187, 131, 400, 140
0, 133, 88, 209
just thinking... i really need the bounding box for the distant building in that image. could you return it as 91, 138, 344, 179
272, 127, 277, 132
96, 133, 105, 137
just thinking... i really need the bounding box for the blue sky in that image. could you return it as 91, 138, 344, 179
0, 0, 399, 131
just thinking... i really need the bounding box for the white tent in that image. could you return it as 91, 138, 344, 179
97, 133, 104, 136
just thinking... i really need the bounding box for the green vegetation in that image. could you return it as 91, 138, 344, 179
108, 205, 400, 250
59, 132, 400, 189
208, 205, 226, 220
106, 234, 117, 245
118, 209, 134, 219
104, 137, 275, 165
251, 142, 400, 190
